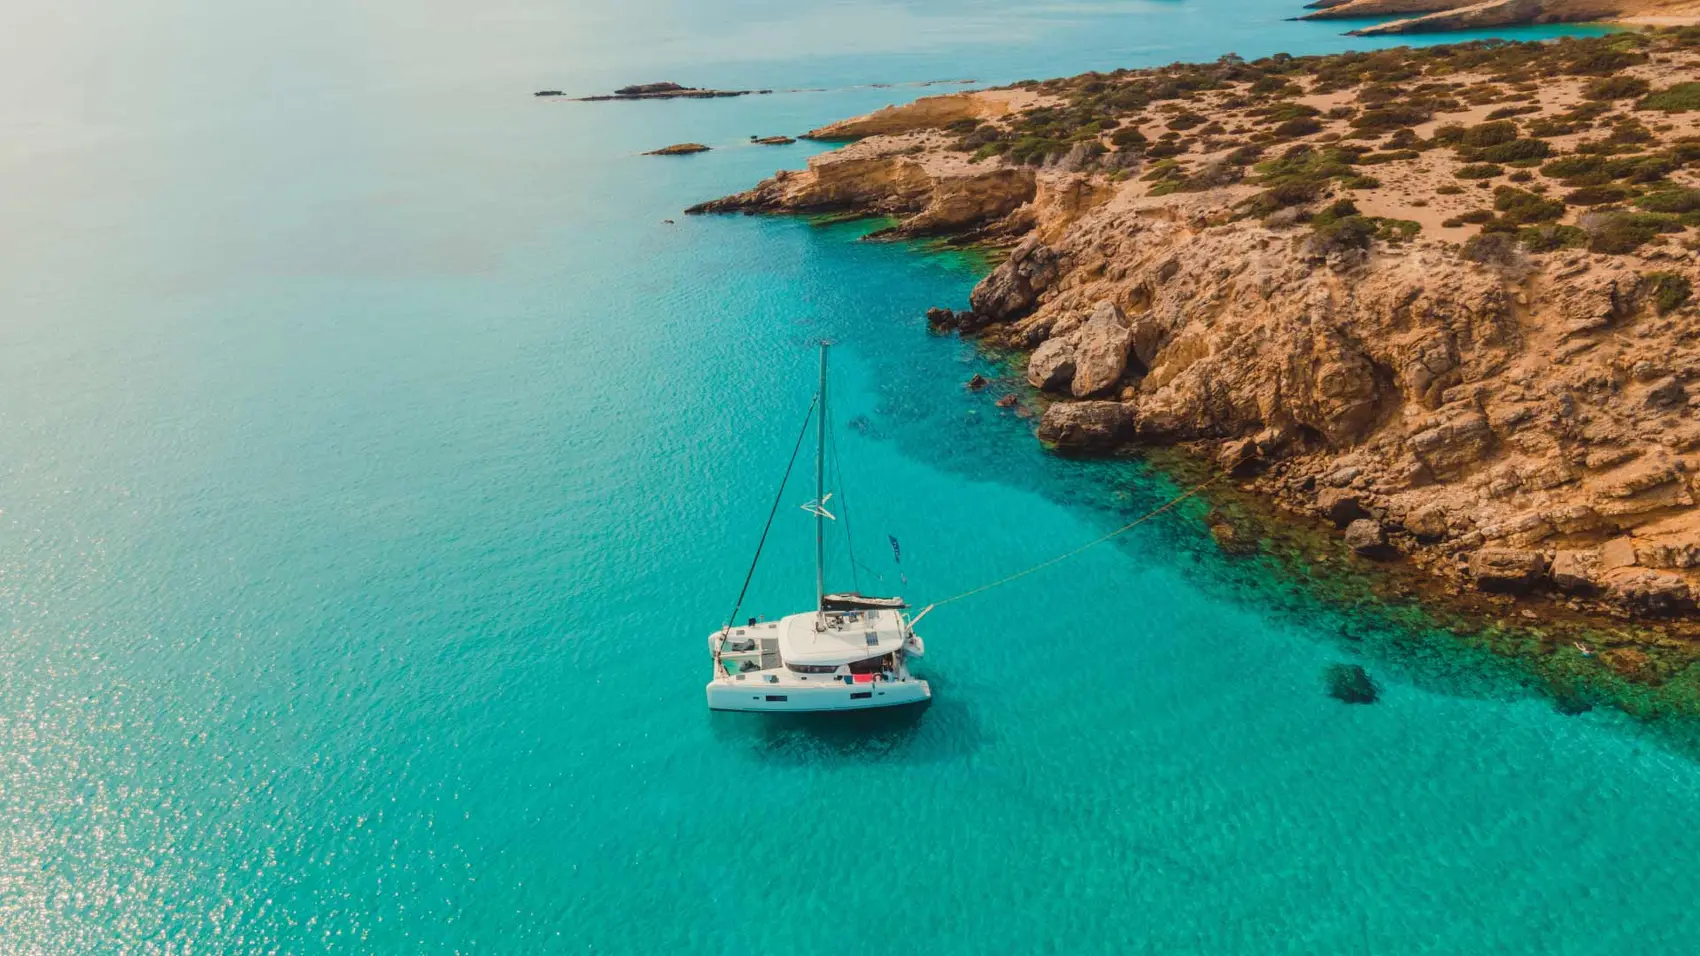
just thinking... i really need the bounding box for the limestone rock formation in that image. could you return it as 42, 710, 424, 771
1036, 401, 1134, 453
1026, 338, 1076, 391
691, 36, 1700, 623
1346, 519, 1396, 559
1068, 302, 1135, 398
1469, 549, 1549, 594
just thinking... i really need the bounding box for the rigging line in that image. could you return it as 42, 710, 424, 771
827, 407, 861, 593
927, 454, 1251, 611
722, 394, 820, 634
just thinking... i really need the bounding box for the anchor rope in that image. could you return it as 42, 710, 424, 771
924, 455, 1250, 611
722, 394, 819, 635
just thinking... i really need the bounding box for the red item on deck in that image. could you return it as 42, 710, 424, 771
853, 673, 875, 683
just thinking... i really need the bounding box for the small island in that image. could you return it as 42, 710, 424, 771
644, 143, 711, 156
576, 82, 772, 102
752, 135, 797, 145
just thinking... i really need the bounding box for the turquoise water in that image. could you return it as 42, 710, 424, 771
0, 1, 1683, 952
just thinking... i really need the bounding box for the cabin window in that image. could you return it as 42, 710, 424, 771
846, 654, 895, 675
765, 695, 788, 702
785, 662, 839, 674
850, 692, 872, 700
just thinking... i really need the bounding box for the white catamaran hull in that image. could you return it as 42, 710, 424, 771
705, 677, 931, 712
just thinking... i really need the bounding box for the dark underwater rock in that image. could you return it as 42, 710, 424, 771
1325, 663, 1379, 704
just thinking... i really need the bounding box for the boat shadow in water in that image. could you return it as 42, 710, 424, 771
709, 691, 982, 765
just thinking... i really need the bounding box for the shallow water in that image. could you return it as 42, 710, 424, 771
0, 1, 1685, 952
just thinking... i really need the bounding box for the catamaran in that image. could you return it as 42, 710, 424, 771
706, 343, 931, 713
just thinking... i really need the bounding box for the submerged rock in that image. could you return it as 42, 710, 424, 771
1324, 663, 1378, 704
1206, 510, 1260, 556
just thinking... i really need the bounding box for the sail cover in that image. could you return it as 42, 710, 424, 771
821, 592, 907, 611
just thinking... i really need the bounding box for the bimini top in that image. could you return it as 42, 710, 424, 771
778, 608, 908, 666
820, 592, 907, 611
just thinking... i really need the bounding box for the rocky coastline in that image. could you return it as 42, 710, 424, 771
1295, 0, 1700, 36
689, 32, 1700, 649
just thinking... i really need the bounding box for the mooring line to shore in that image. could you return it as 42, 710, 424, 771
921, 452, 1253, 614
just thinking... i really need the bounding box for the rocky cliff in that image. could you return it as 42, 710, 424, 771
690, 32, 1700, 622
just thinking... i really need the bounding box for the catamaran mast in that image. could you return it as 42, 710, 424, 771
814, 341, 828, 624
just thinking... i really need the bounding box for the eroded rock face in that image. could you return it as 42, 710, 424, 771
1317, 489, 1370, 529
1069, 302, 1134, 398
1036, 401, 1133, 453
1469, 549, 1549, 594
1345, 519, 1395, 559
971, 237, 1063, 322
1550, 550, 1601, 593
1026, 338, 1076, 391
1606, 569, 1694, 616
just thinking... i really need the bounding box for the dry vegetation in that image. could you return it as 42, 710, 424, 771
938, 29, 1700, 263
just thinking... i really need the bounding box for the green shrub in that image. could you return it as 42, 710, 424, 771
1167, 112, 1206, 130
1376, 218, 1421, 243
1458, 121, 1519, 148
1563, 48, 1648, 76
1462, 232, 1519, 264
1436, 184, 1465, 195
1342, 174, 1381, 189
1224, 144, 1265, 165
1636, 188, 1700, 213
1241, 180, 1324, 217
1111, 127, 1149, 150
1604, 153, 1675, 183
1517, 224, 1588, 252
1493, 186, 1566, 224
1469, 138, 1551, 163
1274, 117, 1323, 137
1304, 215, 1378, 256
1352, 106, 1432, 132
1583, 75, 1651, 101
1385, 128, 1424, 150
1486, 105, 1541, 119
1642, 271, 1693, 314
1564, 185, 1634, 205
1639, 82, 1700, 113
1584, 212, 1664, 254
1455, 163, 1503, 179
1456, 209, 1496, 224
